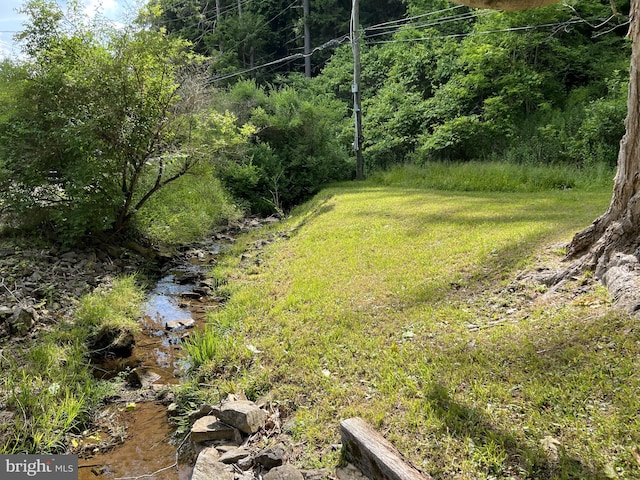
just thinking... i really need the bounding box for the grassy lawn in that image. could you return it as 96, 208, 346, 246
188, 179, 640, 479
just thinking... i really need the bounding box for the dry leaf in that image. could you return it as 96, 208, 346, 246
540, 435, 561, 461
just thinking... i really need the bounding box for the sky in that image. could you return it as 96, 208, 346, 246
0, 0, 135, 58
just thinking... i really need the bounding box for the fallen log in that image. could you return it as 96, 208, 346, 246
340, 417, 433, 480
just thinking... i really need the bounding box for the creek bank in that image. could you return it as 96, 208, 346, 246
1, 216, 370, 479
0, 216, 280, 342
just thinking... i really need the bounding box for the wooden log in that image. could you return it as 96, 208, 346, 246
340, 417, 433, 480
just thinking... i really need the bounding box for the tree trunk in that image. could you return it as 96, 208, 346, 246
538, 0, 640, 311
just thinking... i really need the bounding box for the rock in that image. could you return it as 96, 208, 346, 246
126, 368, 161, 388
254, 443, 287, 469
215, 444, 238, 454
193, 286, 213, 296
301, 469, 334, 480
336, 464, 369, 480
180, 292, 202, 300
263, 465, 304, 480
176, 272, 203, 285
8, 307, 36, 336
190, 416, 242, 444
188, 404, 217, 422
214, 400, 267, 434
237, 456, 254, 471
235, 473, 255, 480
167, 403, 180, 417
91, 465, 109, 476
191, 447, 233, 480
89, 328, 135, 357
165, 318, 196, 331
218, 447, 251, 464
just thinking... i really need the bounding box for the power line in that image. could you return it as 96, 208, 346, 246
208, 34, 349, 83
367, 18, 584, 44
365, 4, 466, 32
365, 10, 495, 40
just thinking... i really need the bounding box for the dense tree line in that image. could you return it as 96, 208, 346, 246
0, 0, 631, 243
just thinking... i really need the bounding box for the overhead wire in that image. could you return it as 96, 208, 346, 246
364, 4, 466, 31
365, 9, 496, 39
367, 18, 585, 44
208, 33, 349, 83
8, 0, 626, 81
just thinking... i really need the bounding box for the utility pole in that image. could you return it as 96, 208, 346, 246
351, 0, 364, 180
303, 0, 311, 77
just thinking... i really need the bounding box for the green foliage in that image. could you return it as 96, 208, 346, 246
569, 73, 628, 167
0, 277, 146, 453
313, 0, 630, 169
219, 80, 352, 213
185, 180, 636, 478
146, 0, 405, 80
135, 168, 242, 246
0, 1, 251, 243
75, 275, 145, 350
183, 321, 253, 382
502, 72, 627, 167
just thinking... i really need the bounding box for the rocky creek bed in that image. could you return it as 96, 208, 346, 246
0, 218, 368, 480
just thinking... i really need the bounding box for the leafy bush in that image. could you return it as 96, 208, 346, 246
219, 81, 352, 214
0, 2, 252, 244
568, 73, 627, 168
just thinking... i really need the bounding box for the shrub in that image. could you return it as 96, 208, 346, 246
219, 81, 352, 214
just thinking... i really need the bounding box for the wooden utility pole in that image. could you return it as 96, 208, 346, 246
351, 0, 364, 180
303, 0, 311, 77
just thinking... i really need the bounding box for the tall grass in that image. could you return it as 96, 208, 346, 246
368, 162, 615, 193
75, 275, 144, 344
134, 169, 242, 245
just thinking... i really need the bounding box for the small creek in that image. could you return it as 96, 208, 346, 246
79, 244, 224, 480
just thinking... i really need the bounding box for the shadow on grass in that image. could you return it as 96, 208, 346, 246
426, 383, 610, 480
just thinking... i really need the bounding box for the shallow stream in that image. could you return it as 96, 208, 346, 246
78, 244, 223, 480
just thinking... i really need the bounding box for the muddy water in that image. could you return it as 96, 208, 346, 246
78, 402, 191, 480
81, 247, 223, 479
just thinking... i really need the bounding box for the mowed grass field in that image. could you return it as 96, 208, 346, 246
188, 179, 640, 479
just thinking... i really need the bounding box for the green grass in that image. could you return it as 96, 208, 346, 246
75, 274, 144, 350
369, 162, 615, 193
187, 166, 639, 479
0, 276, 145, 453
134, 169, 242, 246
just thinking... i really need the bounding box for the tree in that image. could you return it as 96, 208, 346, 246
449, 0, 640, 310
0, 0, 249, 241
